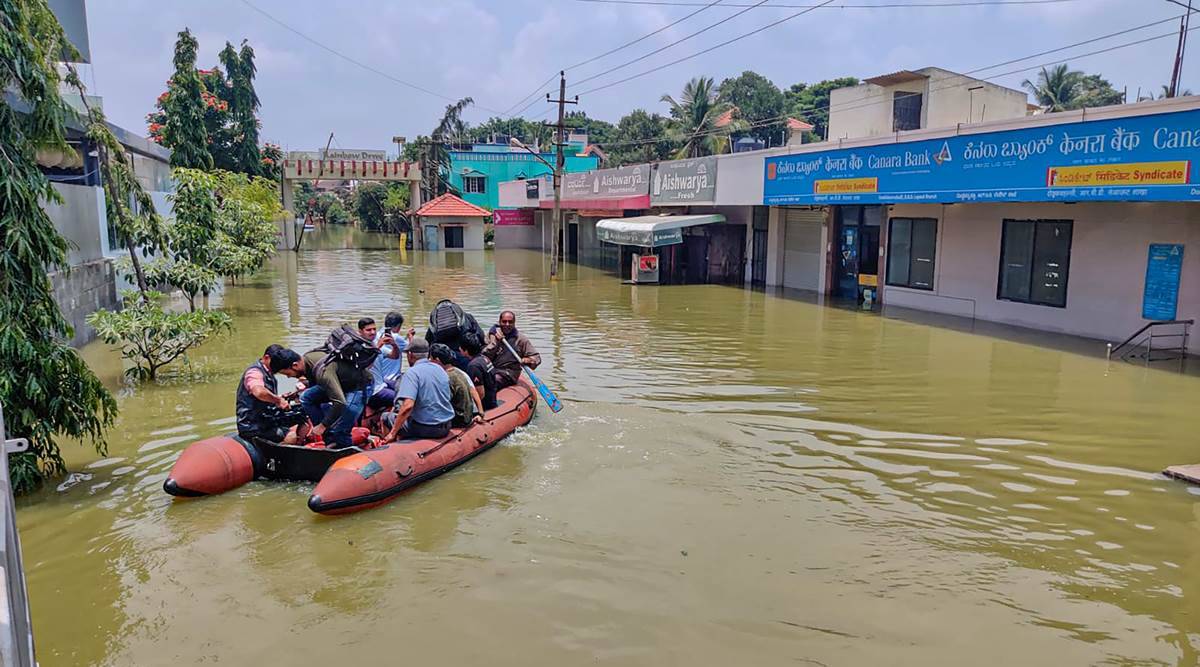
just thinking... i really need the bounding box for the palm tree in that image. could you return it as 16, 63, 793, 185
424, 97, 473, 199
1023, 64, 1082, 112
661, 77, 733, 159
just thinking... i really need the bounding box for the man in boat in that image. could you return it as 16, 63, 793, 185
483, 310, 542, 389
430, 343, 483, 428
381, 339, 456, 441
236, 345, 307, 445
300, 327, 376, 449
366, 312, 413, 411
460, 331, 497, 411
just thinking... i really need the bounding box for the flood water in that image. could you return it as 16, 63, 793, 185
19, 226, 1200, 665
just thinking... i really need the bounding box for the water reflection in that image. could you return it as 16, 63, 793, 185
16, 226, 1200, 665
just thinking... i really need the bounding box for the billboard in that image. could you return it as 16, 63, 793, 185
764, 109, 1200, 205
652, 157, 717, 205
493, 209, 534, 226
561, 164, 650, 200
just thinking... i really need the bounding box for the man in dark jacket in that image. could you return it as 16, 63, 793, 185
482, 310, 541, 388
299, 346, 372, 449
236, 345, 305, 443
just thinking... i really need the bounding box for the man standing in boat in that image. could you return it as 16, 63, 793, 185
237, 345, 307, 444
483, 310, 541, 389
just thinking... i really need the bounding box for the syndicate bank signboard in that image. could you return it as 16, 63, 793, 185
764, 108, 1200, 205
561, 164, 650, 200
652, 157, 717, 205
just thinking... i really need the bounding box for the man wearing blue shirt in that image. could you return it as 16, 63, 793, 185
368, 311, 412, 411
382, 338, 455, 441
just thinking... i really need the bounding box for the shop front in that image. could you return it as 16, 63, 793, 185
649, 156, 752, 286
543, 165, 652, 271
763, 98, 1200, 348
596, 214, 729, 284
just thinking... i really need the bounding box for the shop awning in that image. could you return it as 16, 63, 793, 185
596, 214, 725, 248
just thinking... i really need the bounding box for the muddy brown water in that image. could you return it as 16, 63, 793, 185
18, 226, 1200, 665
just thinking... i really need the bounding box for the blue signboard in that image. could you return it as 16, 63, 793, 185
764, 109, 1200, 205
1143, 243, 1185, 321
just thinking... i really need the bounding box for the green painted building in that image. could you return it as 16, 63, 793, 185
447, 144, 600, 210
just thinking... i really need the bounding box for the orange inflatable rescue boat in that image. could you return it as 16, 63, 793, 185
163, 381, 536, 514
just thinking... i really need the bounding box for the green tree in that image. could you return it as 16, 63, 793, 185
353, 182, 389, 231
785, 77, 859, 141
424, 97, 474, 201
1021, 64, 1124, 112
89, 292, 232, 381
1073, 73, 1124, 109
565, 110, 616, 146
0, 0, 117, 492
219, 40, 263, 176
163, 28, 214, 169
607, 109, 673, 166
661, 76, 735, 158
718, 70, 786, 145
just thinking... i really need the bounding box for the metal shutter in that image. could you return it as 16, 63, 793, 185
782, 208, 824, 291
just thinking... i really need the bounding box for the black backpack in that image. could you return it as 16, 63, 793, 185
428, 299, 470, 345
310, 325, 379, 377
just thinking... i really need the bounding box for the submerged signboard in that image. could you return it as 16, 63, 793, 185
764, 109, 1200, 205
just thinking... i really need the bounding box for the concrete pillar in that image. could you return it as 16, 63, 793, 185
765, 206, 785, 287
281, 178, 295, 213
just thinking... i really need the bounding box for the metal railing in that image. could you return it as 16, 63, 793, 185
1107, 319, 1193, 370
0, 402, 35, 667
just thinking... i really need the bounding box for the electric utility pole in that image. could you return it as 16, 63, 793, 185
1169, 0, 1194, 98
546, 71, 577, 279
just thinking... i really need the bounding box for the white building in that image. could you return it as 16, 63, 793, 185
827, 67, 1030, 141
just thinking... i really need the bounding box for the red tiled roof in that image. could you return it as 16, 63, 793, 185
714, 107, 737, 128
416, 193, 490, 218
787, 117, 814, 131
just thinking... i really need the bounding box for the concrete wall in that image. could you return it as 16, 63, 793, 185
45, 183, 108, 266
494, 220, 543, 249
425, 215, 486, 250
882, 201, 1200, 352
827, 68, 1028, 140
829, 79, 925, 140
712, 151, 765, 205
924, 68, 1029, 127
48, 259, 117, 347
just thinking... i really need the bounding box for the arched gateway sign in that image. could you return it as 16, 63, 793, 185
280, 149, 424, 213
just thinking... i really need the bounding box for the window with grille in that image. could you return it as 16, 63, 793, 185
463, 176, 486, 194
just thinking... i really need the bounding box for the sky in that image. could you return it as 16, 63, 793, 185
80, 0, 1198, 154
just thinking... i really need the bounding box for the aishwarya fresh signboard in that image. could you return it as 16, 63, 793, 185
764, 109, 1200, 205
652, 157, 717, 204
561, 164, 650, 200
493, 209, 534, 226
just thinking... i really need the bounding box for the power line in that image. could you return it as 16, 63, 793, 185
571, 0, 773, 89
500, 0, 726, 118
593, 20, 1200, 151
575, 0, 839, 96
237, 0, 503, 114
571, 0, 1079, 6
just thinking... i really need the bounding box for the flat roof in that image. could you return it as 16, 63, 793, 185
864, 70, 928, 87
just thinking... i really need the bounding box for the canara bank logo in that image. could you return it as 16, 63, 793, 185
767, 163, 777, 180
934, 142, 952, 166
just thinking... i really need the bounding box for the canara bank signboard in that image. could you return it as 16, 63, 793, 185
764, 109, 1200, 205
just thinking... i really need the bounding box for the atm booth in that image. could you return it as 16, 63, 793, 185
595, 214, 733, 285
